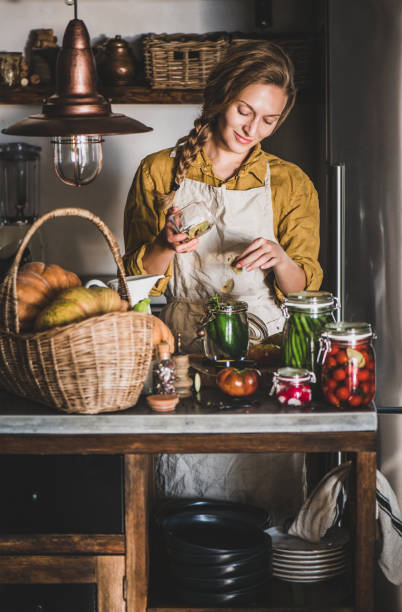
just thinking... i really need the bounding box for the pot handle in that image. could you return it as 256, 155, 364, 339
247, 312, 270, 343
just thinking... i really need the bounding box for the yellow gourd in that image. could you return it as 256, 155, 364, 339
34, 286, 127, 332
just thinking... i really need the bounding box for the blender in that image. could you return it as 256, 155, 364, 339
0, 143, 43, 281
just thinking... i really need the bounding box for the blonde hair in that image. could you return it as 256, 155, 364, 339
157, 41, 297, 209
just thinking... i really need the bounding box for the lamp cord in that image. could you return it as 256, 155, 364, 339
64, 0, 78, 19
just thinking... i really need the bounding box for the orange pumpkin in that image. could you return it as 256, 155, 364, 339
16, 262, 81, 330
151, 315, 175, 354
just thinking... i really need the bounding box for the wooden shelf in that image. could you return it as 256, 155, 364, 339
0, 84, 204, 106
0, 84, 317, 106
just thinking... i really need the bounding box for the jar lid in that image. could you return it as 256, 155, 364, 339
207, 298, 247, 313
283, 291, 336, 310
322, 321, 373, 341
274, 367, 314, 383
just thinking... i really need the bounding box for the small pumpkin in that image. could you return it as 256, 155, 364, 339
151, 315, 175, 354
16, 262, 81, 330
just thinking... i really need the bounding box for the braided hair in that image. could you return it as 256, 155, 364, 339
157, 40, 296, 210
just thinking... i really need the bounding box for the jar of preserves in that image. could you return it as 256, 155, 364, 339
199, 298, 268, 361
318, 322, 375, 408
281, 291, 339, 376
270, 367, 316, 408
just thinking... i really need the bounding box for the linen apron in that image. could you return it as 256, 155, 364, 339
157, 163, 306, 523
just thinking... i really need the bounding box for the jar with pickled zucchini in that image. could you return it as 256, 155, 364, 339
281, 291, 338, 382
202, 297, 249, 360
318, 322, 375, 408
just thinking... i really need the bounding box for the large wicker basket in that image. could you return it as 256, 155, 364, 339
0, 208, 153, 414
143, 33, 229, 89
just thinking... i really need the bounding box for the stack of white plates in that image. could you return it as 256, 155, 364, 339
266, 526, 350, 583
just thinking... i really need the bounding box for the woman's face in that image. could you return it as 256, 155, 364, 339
216, 83, 288, 155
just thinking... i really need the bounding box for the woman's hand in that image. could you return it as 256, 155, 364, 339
162, 206, 199, 254
234, 238, 287, 271
235, 238, 306, 295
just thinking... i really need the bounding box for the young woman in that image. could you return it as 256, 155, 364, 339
124, 41, 322, 520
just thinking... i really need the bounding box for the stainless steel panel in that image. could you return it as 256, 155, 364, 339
328, 0, 402, 407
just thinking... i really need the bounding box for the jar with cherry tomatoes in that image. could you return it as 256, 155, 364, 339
318, 322, 375, 408
270, 367, 316, 409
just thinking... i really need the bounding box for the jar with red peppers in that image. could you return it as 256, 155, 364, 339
270, 367, 316, 408
319, 322, 375, 408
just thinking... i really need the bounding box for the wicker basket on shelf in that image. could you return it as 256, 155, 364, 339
143, 32, 230, 89
0, 207, 153, 414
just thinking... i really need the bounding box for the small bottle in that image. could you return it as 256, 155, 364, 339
153, 342, 176, 395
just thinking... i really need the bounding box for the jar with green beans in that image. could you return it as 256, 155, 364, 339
281, 291, 339, 381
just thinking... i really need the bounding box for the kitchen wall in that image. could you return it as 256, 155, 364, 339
0, 0, 318, 276
0, 0, 257, 274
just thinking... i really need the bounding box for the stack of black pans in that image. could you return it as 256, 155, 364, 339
154, 499, 272, 606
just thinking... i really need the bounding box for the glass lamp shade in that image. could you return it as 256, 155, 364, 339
52, 135, 103, 187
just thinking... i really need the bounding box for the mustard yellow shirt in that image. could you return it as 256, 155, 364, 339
123, 144, 323, 299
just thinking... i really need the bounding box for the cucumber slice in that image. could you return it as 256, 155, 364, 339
194, 372, 202, 393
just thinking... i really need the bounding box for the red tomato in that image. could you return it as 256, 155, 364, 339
336, 386, 349, 400
361, 382, 370, 395
329, 345, 339, 355
348, 394, 363, 407
328, 357, 337, 369
326, 391, 340, 407
368, 360, 375, 371
370, 382, 376, 394
328, 379, 338, 391
336, 350, 348, 365
216, 367, 259, 397
358, 369, 370, 382
332, 368, 346, 382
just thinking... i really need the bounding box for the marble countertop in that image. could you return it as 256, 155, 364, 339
0, 390, 377, 435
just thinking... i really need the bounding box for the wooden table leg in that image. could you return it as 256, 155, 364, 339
125, 454, 151, 612
96, 556, 125, 612
355, 451, 376, 612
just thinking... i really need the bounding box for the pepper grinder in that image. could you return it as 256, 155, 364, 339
173, 334, 193, 398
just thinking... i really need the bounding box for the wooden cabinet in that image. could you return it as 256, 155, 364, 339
0, 391, 377, 612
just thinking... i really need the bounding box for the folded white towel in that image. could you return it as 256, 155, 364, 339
287, 462, 402, 585
288, 461, 351, 543
376, 470, 402, 585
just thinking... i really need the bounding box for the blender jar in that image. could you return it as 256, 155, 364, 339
0, 143, 41, 225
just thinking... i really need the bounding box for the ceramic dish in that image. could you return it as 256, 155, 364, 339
163, 512, 269, 555
175, 579, 268, 606
154, 497, 271, 530
169, 549, 271, 579
174, 567, 269, 592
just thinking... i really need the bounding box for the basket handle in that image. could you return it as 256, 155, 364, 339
0, 207, 132, 334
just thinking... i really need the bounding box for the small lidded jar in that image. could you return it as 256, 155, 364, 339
319, 322, 375, 408
271, 367, 316, 408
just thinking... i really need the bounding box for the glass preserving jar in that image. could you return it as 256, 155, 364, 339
281, 291, 339, 376
200, 299, 268, 361
318, 322, 375, 408
270, 367, 316, 408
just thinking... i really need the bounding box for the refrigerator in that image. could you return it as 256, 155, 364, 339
326, 0, 402, 609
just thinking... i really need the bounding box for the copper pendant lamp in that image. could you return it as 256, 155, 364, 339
2, 0, 152, 187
